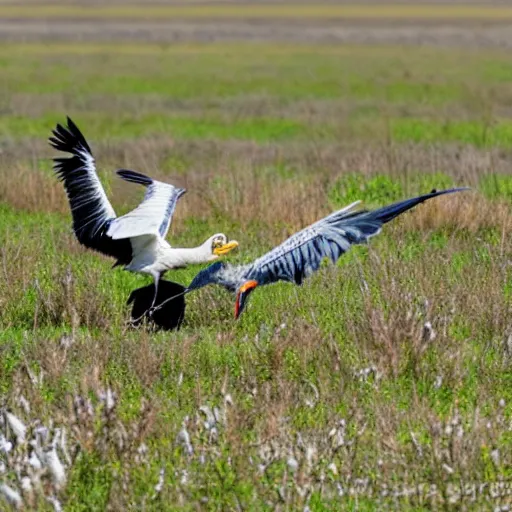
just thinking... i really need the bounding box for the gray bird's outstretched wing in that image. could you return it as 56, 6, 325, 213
248, 188, 467, 286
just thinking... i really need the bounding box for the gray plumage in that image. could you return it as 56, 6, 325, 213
186, 187, 468, 318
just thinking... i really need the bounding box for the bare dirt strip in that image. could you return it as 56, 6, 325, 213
1, 18, 512, 48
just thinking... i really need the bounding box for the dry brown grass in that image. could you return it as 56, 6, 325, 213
2, 32, 512, 510
2, 138, 511, 242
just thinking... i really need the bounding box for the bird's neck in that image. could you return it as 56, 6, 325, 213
164, 245, 211, 266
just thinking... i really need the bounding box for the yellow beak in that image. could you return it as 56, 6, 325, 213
213, 240, 239, 256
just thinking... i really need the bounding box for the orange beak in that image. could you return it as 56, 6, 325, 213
234, 280, 258, 319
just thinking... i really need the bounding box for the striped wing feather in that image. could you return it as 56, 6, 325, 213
250, 201, 377, 285
249, 188, 466, 286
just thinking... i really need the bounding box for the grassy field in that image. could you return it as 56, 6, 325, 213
1, 6, 512, 511
1, 4, 512, 20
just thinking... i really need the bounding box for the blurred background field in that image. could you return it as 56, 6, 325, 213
1, 1, 512, 510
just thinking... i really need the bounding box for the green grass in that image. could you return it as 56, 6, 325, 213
390, 118, 512, 147
1, 4, 512, 20
0, 43, 510, 148
1, 38, 512, 510
0, 113, 313, 142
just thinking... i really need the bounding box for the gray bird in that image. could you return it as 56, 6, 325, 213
182, 187, 467, 319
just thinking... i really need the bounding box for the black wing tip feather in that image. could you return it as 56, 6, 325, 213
373, 186, 470, 225
49, 116, 91, 154
117, 169, 154, 187
427, 186, 470, 197
404, 186, 470, 205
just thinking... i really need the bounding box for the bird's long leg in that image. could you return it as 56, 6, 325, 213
148, 272, 161, 317
128, 273, 161, 325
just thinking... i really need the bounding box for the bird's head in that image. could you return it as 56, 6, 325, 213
235, 280, 258, 319
205, 233, 239, 260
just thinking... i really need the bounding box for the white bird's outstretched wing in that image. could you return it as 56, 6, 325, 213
50, 117, 132, 264
107, 169, 186, 241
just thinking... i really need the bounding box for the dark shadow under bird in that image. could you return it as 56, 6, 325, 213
127, 279, 186, 331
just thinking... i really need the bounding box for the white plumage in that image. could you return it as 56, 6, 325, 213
50, 117, 238, 313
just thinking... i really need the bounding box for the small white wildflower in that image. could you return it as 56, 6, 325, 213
305, 444, 316, 467
434, 375, 443, 389
5, 411, 26, 443
43, 447, 66, 488
20, 476, 32, 493
176, 428, 193, 455
58, 428, 72, 466
213, 407, 225, 426
34, 425, 49, 443
209, 427, 218, 442
499, 399, 506, 408
287, 457, 298, 473
99, 388, 116, 413
410, 432, 423, 458
442, 463, 454, 474
199, 406, 216, 430
0, 434, 13, 454
47, 495, 63, 512
180, 470, 188, 486
28, 451, 42, 470
59, 334, 73, 349
0, 483, 22, 509
327, 462, 338, 475
25, 365, 43, 388
17, 396, 30, 415
154, 467, 165, 494
303, 380, 319, 408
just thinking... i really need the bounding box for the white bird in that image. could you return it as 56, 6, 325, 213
49, 117, 239, 312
